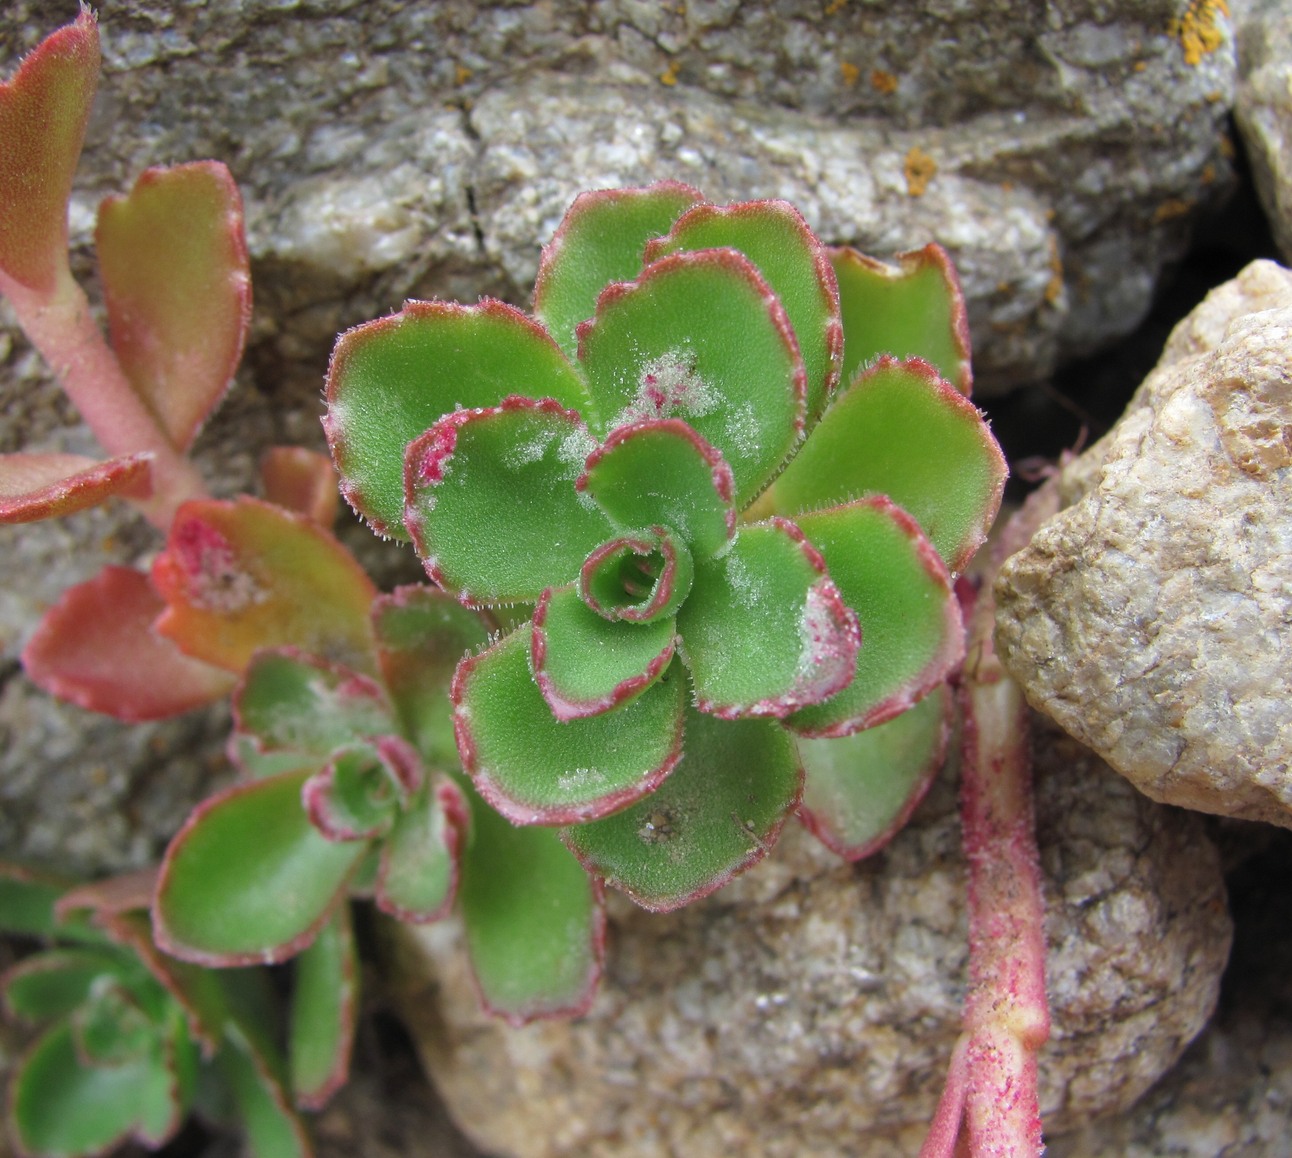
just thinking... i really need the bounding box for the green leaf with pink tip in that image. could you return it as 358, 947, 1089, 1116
96, 162, 251, 452
0, 452, 152, 524
577, 249, 805, 505
375, 778, 468, 923
532, 585, 677, 720
797, 682, 952, 860
534, 181, 703, 362
453, 628, 686, 825
833, 244, 973, 396
646, 200, 842, 420
12, 1022, 183, 1158
578, 419, 735, 556
458, 778, 604, 1025
562, 709, 802, 912
768, 358, 1006, 573
676, 519, 859, 718
787, 497, 963, 738
288, 905, 357, 1111
154, 769, 368, 967
404, 399, 611, 604
23, 565, 236, 722
0, 8, 99, 295
232, 650, 396, 779
325, 300, 591, 538
152, 497, 379, 677
372, 585, 492, 769
2, 948, 134, 1022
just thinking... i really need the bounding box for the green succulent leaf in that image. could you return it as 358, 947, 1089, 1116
154, 769, 367, 966
533, 181, 703, 362
459, 779, 604, 1024
676, 519, 859, 718
832, 243, 972, 396
767, 358, 1006, 572
302, 738, 422, 843
217, 1021, 313, 1158
578, 527, 693, 624
152, 497, 379, 677
452, 628, 686, 824
11, 1022, 182, 1158
578, 419, 735, 557
0, 862, 76, 938
786, 497, 963, 738
405, 398, 611, 604
646, 199, 842, 420
96, 162, 251, 452
577, 248, 805, 506
373, 585, 492, 768
798, 683, 952, 860
288, 904, 357, 1111
326, 300, 591, 537
563, 709, 802, 912
532, 584, 676, 720
70, 979, 156, 1068
376, 778, 468, 923
232, 649, 396, 778
0, 8, 99, 295
2, 949, 133, 1022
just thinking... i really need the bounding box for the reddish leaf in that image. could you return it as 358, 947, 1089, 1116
259, 447, 339, 526
97, 162, 251, 452
152, 497, 379, 677
0, 451, 152, 523
0, 7, 99, 294
22, 565, 235, 721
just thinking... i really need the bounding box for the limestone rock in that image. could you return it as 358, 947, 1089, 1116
388, 715, 1230, 1158
1234, 0, 1292, 262
995, 260, 1292, 828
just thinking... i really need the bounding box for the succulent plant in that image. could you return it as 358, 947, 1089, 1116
324, 184, 1006, 912
0, 864, 312, 1158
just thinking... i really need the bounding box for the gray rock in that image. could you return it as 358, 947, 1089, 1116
995, 259, 1292, 828
387, 714, 1230, 1158
1234, 0, 1292, 262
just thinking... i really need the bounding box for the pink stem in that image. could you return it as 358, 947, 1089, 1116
1, 264, 208, 528
921, 484, 1059, 1158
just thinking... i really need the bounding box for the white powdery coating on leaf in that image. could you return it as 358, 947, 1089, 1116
722, 400, 762, 460
506, 428, 560, 469
793, 582, 854, 699
614, 348, 716, 427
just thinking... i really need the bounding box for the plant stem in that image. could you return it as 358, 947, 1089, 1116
1, 264, 208, 528
920, 483, 1059, 1158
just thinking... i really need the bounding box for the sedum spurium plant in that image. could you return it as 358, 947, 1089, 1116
0, 863, 313, 1158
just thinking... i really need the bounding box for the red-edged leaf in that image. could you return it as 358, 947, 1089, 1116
0, 7, 99, 294
533, 181, 703, 363
96, 162, 251, 452
374, 777, 468, 924
1, 948, 130, 1022
577, 248, 806, 506
22, 565, 235, 722
152, 497, 379, 677
452, 628, 687, 825
797, 682, 953, 860
288, 904, 357, 1111
217, 1019, 314, 1158
577, 527, 692, 624
404, 397, 611, 604
301, 737, 422, 843
0, 452, 152, 523
325, 299, 591, 538
259, 447, 339, 526
675, 518, 860, 718
562, 709, 803, 912
786, 497, 963, 738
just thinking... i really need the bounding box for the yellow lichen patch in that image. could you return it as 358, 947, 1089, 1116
870, 68, 899, 95
1153, 197, 1195, 223
1168, 0, 1229, 68
825, 0, 848, 15
1044, 238, 1064, 307
1201, 163, 1217, 185
454, 63, 472, 86
903, 147, 936, 197
1133, 60, 1148, 73
840, 61, 860, 86
660, 59, 680, 86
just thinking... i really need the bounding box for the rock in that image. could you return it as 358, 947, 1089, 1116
388, 713, 1230, 1158
1234, 0, 1292, 262
995, 259, 1292, 828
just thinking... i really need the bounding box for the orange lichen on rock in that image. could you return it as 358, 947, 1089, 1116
1044, 238, 1064, 307
1168, 0, 1229, 68
660, 59, 680, 86
870, 68, 899, 95
825, 0, 848, 15
903, 147, 936, 197
840, 61, 860, 87
1153, 197, 1195, 223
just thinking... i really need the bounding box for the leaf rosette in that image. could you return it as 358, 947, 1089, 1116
326, 185, 1007, 911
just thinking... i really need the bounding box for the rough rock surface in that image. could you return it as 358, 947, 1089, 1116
389, 714, 1231, 1158
995, 260, 1292, 828
1235, 0, 1292, 263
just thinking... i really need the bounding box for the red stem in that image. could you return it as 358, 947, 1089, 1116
2, 264, 208, 528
